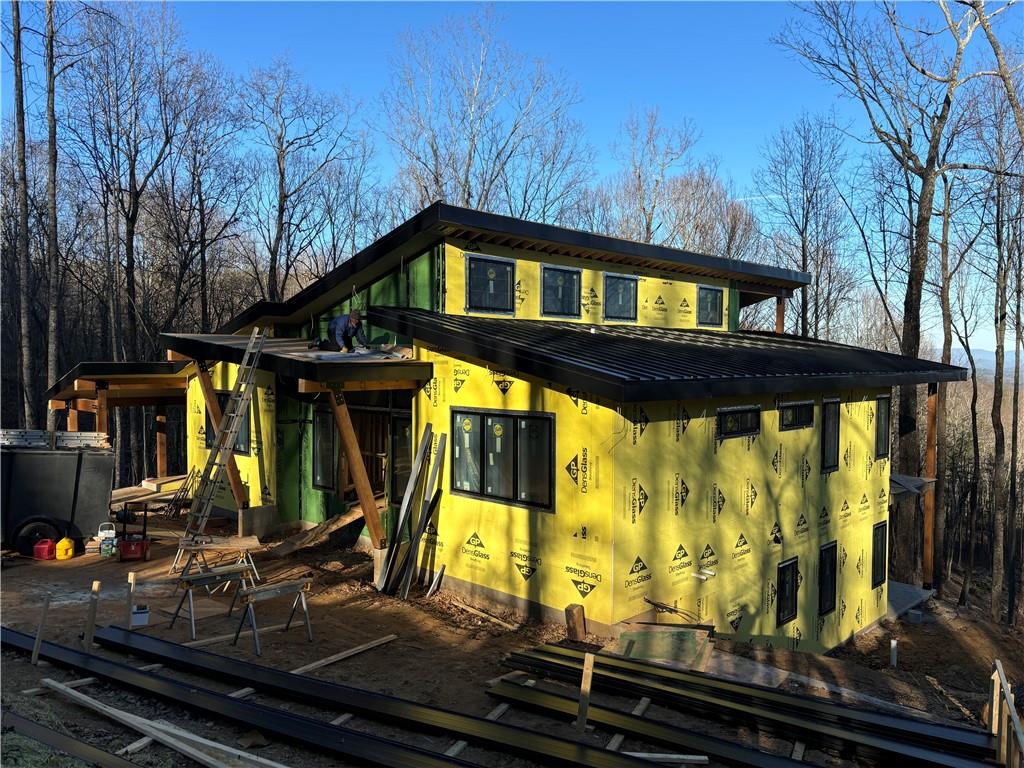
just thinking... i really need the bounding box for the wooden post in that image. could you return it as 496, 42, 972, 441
32, 595, 51, 665
327, 393, 386, 548
195, 364, 247, 509
574, 653, 595, 732
66, 406, 79, 432
922, 381, 938, 589
95, 382, 108, 435
775, 296, 786, 334
155, 406, 168, 478
82, 580, 101, 648
126, 572, 136, 631
565, 603, 587, 642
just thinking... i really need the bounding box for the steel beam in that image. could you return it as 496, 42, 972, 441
521, 644, 993, 757
2, 628, 474, 768
2, 708, 138, 768
92, 626, 650, 768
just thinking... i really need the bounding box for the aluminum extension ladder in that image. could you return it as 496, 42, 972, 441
171, 327, 267, 573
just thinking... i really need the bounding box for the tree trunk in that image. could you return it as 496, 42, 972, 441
960, 346, 981, 607
991, 182, 1008, 623
44, 0, 60, 433
1010, 260, 1022, 624
12, 0, 37, 430
934, 176, 954, 596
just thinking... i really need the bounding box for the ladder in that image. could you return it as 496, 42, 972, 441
171, 327, 267, 573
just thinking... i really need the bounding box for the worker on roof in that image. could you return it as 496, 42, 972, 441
324, 309, 368, 353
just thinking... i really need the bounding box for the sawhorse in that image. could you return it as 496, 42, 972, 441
172, 536, 262, 585
170, 563, 255, 641
233, 578, 313, 656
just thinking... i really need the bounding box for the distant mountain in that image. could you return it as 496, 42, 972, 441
952, 348, 1002, 377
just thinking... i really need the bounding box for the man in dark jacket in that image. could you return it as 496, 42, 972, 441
313, 309, 368, 352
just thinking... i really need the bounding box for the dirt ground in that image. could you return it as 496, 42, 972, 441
1, 531, 1019, 766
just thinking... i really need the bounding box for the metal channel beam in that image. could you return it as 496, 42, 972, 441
488, 680, 803, 768
524, 645, 994, 758
93, 626, 650, 768
504, 652, 991, 768
2, 708, 138, 768
2, 628, 474, 768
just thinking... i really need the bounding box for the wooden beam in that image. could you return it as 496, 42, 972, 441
48, 399, 65, 411
155, 406, 168, 478
298, 378, 424, 394
922, 381, 938, 589
195, 366, 247, 509
167, 350, 190, 362
95, 385, 108, 435
67, 407, 79, 433
775, 297, 786, 334
327, 393, 386, 548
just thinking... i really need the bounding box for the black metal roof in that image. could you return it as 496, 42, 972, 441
368, 307, 967, 403
220, 202, 811, 333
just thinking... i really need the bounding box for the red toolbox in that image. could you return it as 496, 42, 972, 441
33, 539, 56, 560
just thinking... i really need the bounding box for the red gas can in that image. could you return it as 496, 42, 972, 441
33, 539, 56, 560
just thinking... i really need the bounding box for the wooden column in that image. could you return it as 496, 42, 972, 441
328, 392, 386, 549
195, 365, 247, 509
922, 381, 938, 589
95, 383, 108, 435
155, 406, 168, 478
775, 296, 786, 334
66, 406, 79, 432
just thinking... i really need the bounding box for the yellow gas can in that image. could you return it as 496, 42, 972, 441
55, 536, 75, 560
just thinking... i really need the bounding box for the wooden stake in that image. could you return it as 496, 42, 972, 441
31, 595, 51, 665
82, 580, 101, 648
125, 572, 136, 630
95, 384, 108, 435
155, 406, 167, 478
328, 393, 385, 548
574, 652, 595, 732
565, 603, 586, 642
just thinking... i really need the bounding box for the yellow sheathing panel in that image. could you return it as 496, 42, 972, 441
443, 242, 730, 330
185, 362, 277, 510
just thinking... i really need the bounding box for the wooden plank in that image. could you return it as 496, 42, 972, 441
31, 595, 51, 665
66, 407, 78, 432
82, 581, 101, 648
574, 653, 595, 732
122, 718, 294, 766
195, 365, 246, 509
155, 407, 167, 478
606, 697, 651, 751
22, 663, 162, 696
95, 386, 108, 435
299, 378, 424, 394
329, 393, 386, 548
184, 622, 291, 648
167, 350, 190, 361
125, 572, 136, 631
775, 297, 786, 334
271, 505, 368, 558
445, 679, 537, 757
565, 604, 586, 642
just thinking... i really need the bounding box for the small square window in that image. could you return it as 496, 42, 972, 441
205, 393, 250, 455
604, 275, 638, 321
780, 402, 814, 431
542, 266, 581, 317
697, 286, 724, 326
717, 407, 760, 439
875, 395, 891, 459
821, 400, 840, 473
466, 256, 514, 313
819, 541, 837, 615
312, 408, 336, 491
777, 557, 798, 626
872, 522, 888, 588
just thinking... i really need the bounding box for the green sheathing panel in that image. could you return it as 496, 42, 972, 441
728, 285, 740, 331
274, 392, 303, 526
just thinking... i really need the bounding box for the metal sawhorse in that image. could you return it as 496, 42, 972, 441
169, 562, 256, 640
233, 577, 314, 656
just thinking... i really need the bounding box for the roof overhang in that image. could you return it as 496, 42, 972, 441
369, 307, 967, 403
45, 361, 190, 407
162, 333, 433, 385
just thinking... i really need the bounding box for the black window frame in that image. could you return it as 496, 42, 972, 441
777, 557, 799, 627
204, 392, 251, 456
716, 406, 761, 440
450, 407, 555, 511
603, 273, 639, 322
465, 254, 515, 315
875, 395, 891, 460
818, 541, 837, 616
872, 521, 888, 588
779, 400, 815, 431
311, 407, 336, 492
821, 399, 840, 474
697, 285, 725, 327
540, 264, 582, 318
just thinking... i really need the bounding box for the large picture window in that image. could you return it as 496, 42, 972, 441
819, 541, 837, 616
821, 399, 840, 474
541, 266, 581, 317
205, 392, 250, 455
697, 286, 724, 326
451, 408, 553, 509
312, 408, 336, 491
875, 395, 891, 459
872, 522, 888, 588
466, 255, 514, 313
604, 274, 638, 321
777, 557, 798, 626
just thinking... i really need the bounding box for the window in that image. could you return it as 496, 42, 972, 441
451, 408, 553, 509
821, 399, 840, 473
205, 393, 250, 455
717, 407, 760, 439
312, 408, 336, 491
875, 395, 891, 459
604, 274, 638, 321
466, 255, 514, 313
780, 401, 814, 431
777, 557, 798, 626
872, 522, 888, 588
697, 286, 724, 326
819, 542, 837, 616
541, 266, 581, 317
